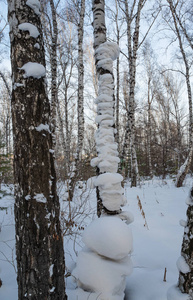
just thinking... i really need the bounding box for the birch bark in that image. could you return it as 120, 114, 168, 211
7, 0, 67, 298
124, 0, 146, 186
68, 0, 85, 201
92, 0, 126, 216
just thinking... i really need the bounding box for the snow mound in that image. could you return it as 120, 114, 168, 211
179, 219, 187, 227
20, 62, 46, 78
96, 42, 120, 61
34, 193, 47, 203
82, 217, 133, 260
26, 0, 41, 15
116, 210, 134, 224
35, 123, 50, 132
67, 288, 125, 300
18, 23, 39, 38
176, 256, 190, 274
72, 249, 132, 295
94, 172, 123, 189
167, 285, 189, 300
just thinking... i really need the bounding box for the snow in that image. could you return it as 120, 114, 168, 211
95, 42, 120, 62
34, 43, 40, 49
26, 0, 41, 15
13, 82, 24, 90
91, 41, 125, 212
179, 219, 187, 227
1, 177, 192, 300
18, 23, 40, 38
176, 256, 190, 274
25, 195, 31, 200
94, 172, 123, 188
82, 217, 133, 260
35, 123, 50, 132
72, 249, 132, 296
49, 264, 54, 277
93, 173, 125, 211
167, 285, 189, 300
34, 193, 47, 203
20, 62, 46, 79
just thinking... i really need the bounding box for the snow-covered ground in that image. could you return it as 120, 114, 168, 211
0, 177, 191, 299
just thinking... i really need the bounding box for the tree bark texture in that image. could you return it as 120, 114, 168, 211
68, 0, 85, 201
7, 0, 67, 299
178, 187, 193, 297
50, 0, 58, 138
124, 0, 145, 186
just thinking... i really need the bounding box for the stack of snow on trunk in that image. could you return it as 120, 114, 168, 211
72, 42, 133, 300
91, 42, 126, 212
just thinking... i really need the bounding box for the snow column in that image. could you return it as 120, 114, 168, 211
91, 42, 127, 212
72, 42, 133, 299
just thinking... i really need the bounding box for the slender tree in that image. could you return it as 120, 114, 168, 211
165, 0, 193, 187
92, 0, 126, 216
7, 0, 67, 298
68, 0, 86, 201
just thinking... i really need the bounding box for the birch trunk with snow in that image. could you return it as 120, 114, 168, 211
7, 0, 67, 298
68, 0, 85, 201
92, 0, 126, 216
114, 0, 120, 155
72, 4, 133, 297
147, 78, 153, 178
77, 0, 85, 164
177, 187, 193, 298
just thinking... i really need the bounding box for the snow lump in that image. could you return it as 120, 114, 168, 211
82, 216, 133, 260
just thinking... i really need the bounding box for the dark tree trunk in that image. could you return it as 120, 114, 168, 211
178, 187, 193, 298
7, 0, 67, 299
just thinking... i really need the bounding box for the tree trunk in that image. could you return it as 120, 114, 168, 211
50, 0, 58, 139
167, 0, 193, 187
7, 0, 67, 298
147, 79, 153, 178
124, 0, 145, 187
178, 187, 193, 298
68, 0, 85, 201
92, 0, 125, 216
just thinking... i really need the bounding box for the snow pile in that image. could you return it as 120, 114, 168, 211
34, 193, 47, 203
82, 217, 133, 259
35, 123, 50, 132
26, 0, 41, 15
91, 42, 125, 212
93, 173, 126, 211
176, 256, 190, 274
72, 217, 133, 299
167, 285, 189, 300
18, 23, 40, 38
20, 62, 46, 78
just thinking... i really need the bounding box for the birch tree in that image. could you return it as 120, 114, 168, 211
7, 0, 67, 298
68, 0, 86, 201
91, 0, 126, 216
72, 3, 133, 298
165, 0, 193, 187
121, 0, 160, 186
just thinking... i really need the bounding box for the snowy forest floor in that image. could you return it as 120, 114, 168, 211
0, 176, 191, 300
